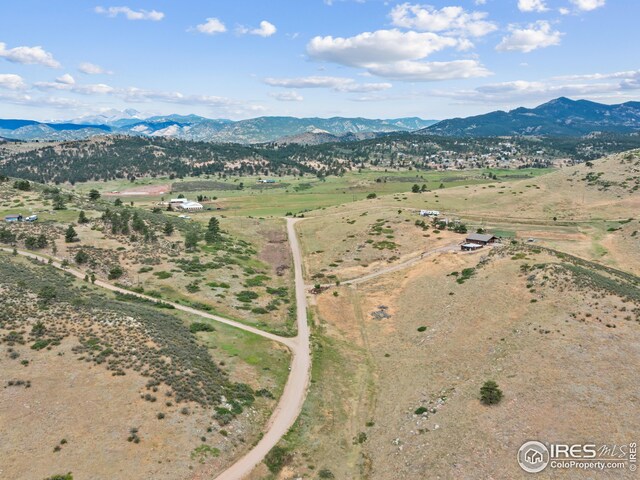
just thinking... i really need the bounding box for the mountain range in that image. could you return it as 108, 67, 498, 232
1, 98, 639, 144
0, 114, 435, 144
421, 97, 640, 137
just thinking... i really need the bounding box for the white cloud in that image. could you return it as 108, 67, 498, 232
264, 76, 392, 93
56, 74, 75, 85
269, 91, 304, 102
475, 0, 487, 5
0, 91, 85, 109
0, 42, 61, 68
78, 62, 112, 75
0, 73, 27, 90
389, 4, 497, 37
518, 0, 548, 12
238, 20, 277, 37
430, 69, 640, 104
306, 29, 490, 82
559, 7, 570, 14
307, 29, 468, 68
367, 59, 491, 81
35, 80, 115, 95
192, 17, 227, 35
95, 6, 164, 21
570, 0, 605, 11
116, 87, 266, 116
496, 21, 562, 53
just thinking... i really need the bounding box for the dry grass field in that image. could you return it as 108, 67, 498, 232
297, 150, 640, 279
281, 245, 640, 479
297, 205, 465, 283
0, 254, 288, 480
265, 151, 640, 479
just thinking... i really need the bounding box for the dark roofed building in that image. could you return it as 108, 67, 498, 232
465, 233, 497, 245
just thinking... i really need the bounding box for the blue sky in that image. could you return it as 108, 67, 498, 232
0, 0, 638, 121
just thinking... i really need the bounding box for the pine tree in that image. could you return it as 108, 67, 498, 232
78, 210, 89, 224
480, 380, 503, 405
64, 225, 77, 243
204, 217, 220, 244
163, 222, 174, 236
88, 189, 101, 201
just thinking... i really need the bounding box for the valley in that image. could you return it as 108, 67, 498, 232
2, 1, 640, 478
1, 145, 639, 479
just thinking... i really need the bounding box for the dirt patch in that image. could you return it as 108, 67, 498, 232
257, 223, 292, 277
104, 184, 171, 196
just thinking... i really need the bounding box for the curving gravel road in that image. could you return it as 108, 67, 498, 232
213, 218, 311, 479
1, 216, 312, 480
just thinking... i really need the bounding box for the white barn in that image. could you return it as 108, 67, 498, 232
176, 201, 203, 211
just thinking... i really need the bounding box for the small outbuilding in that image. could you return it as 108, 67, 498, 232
419, 209, 440, 217
465, 233, 498, 245
4, 214, 23, 223
176, 201, 204, 212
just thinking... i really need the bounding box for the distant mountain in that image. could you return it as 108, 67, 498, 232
0, 114, 436, 143
421, 98, 640, 137
0, 119, 112, 141
273, 129, 382, 146
64, 108, 143, 126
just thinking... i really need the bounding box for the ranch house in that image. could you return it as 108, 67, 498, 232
465, 233, 498, 245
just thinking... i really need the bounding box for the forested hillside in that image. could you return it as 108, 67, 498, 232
2, 132, 640, 184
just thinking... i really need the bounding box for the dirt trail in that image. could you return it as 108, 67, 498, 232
1, 218, 312, 480
312, 243, 461, 288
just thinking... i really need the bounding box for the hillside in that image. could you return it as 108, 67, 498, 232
3, 132, 640, 184
0, 252, 286, 479
266, 151, 640, 478
423, 97, 640, 137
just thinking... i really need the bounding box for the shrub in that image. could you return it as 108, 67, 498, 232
236, 290, 259, 303
108, 266, 124, 280
31, 339, 52, 350
264, 446, 291, 474
74, 250, 89, 265
480, 380, 503, 405
189, 322, 215, 333
353, 432, 368, 444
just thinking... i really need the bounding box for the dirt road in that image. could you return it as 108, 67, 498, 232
311, 243, 461, 288
213, 218, 311, 479
1, 217, 312, 480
